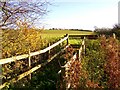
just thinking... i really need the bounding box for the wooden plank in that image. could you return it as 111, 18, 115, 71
0, 45, 70, 89
79, 39, 85, 60
0, 54, 29, 65
69, 34, 95, 37
0, 35, 68, 65
69, 34, 98, 39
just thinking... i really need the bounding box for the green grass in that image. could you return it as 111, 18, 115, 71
40, 30, 95, 39
40, 30, 96, 46
69, 39, 82, 45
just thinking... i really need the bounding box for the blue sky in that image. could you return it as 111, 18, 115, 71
43, 0, 119, 30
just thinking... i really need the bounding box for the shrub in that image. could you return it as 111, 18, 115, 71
100, 36, 120, 88
80, 38, 106, 88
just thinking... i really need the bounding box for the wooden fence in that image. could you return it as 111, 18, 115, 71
0, 34, 87, 89
61, 38, 85, 89
0, 35, 69, 89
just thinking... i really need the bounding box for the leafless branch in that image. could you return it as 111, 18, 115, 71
0, 0, 49, 29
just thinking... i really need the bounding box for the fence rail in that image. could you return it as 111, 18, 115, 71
61, 38, 85, 89
69, 34, 98, 39
0, 35, 68, 65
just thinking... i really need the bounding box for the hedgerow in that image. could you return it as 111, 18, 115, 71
80, 36, 120, 88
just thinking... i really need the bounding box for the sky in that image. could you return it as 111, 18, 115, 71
43, 0, 119, 30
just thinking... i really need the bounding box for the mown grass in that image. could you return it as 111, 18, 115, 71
40, 30, 95, 39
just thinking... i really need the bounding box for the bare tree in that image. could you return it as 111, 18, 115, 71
0, 0, 50, 29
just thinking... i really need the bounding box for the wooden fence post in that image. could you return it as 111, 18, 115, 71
28, 49, 31, 79
79, 37, 85, 61
66, 34, 69, 45
79, 46, 82, 61
83, 37, 85, 55
113, 33, 116, 39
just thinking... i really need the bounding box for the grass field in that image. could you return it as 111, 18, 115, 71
41, 30, 95, 38
40, 29, 96, 45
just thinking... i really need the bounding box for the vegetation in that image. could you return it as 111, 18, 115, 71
3, 45, 74, 90
1, 26, 66, 89
41, 29, 95, 38
94, 24, 120, 39
2, 24, 120, 89
1, 28, 85, 58
3, 0, 120, 89
2, 28, 48, 58
80, 35, 120, 88
80, 39, 107, 88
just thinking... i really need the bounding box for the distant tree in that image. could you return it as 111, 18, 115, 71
0, 0, 50, 29
112, 24, 120, 38
113, 24, 120, 30
94, 26, 98, 31
94, 24, 120, 39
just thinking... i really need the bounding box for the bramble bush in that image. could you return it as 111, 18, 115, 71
100, 35, 120, 88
